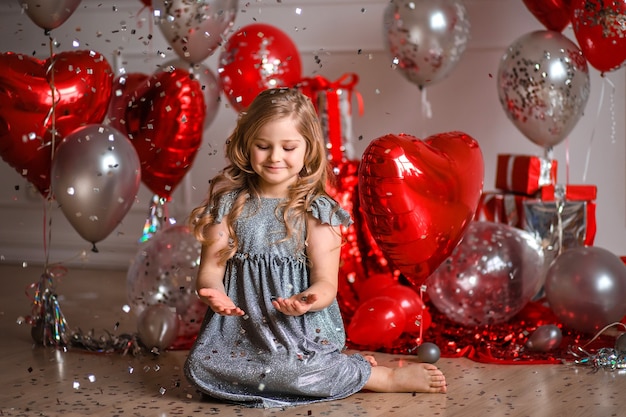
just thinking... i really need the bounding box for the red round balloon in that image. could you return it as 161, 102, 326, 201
218, 23, 302, 112
123, 69, 205, 199
378, 284, 431, 334
357, 273, 398, 301
358, 132, 484, 288
347, 296, 406, 349
0, 50, 113, 196
571, 0, 626, 73
522, 0, 572, 32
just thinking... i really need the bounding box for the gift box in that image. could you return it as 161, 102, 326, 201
523, 183, 597, 263
474, 191, 528, 228
540, 184, 597, 201
298, 73, 362, 163
495, 154, 557, 196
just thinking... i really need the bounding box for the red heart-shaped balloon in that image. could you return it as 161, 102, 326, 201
0, 50, 113, 195
123, 69, 205, 199
107, 72, 149, 130
522, 0, 572, 32
358, 132, 484, 288
571, 0, 626, 73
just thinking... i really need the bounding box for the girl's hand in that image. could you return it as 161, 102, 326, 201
198, 288, 245, 316
272, 293, 319, 316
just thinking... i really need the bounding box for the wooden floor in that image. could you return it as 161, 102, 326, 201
1, 263, 624, 417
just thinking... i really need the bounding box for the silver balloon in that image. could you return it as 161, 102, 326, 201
18, 0, 82, 31
383, 0, 470, 89
525, 324, 562, 352
137, 303, 180, 350
51, 124, 141, 248
154, 0, 238, 64
545, 246, 626, 334
426, 221, 546, 326
160, 59, 221, 129
497, 30, 590, 149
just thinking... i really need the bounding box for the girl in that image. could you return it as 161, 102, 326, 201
185, 88, 447, 409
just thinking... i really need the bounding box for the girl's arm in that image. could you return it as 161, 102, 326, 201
272, 214, 341, 315
196, 221, 245, 316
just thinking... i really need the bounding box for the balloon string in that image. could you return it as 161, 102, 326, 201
544, 146, 553, 165
43, 36, 58, 269
581, 322, 626, 349
47, 37, 57, 163
564, 137, 570, 185
420, 88, 432, 120
417, 284, 426, 345
582, 75, 607, 183
555, 198, 564, 256
606, 77, 616, 144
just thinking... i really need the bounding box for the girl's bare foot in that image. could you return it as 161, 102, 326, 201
392, 363, 447, 393
363, 354, 378, 366
364, 362, 447, 394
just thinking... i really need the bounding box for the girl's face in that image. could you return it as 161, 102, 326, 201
250, 116, 307, 198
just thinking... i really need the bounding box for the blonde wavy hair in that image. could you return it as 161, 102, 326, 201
189, 88, 335, 265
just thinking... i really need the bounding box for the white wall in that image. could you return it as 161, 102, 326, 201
0, 0, 624, 270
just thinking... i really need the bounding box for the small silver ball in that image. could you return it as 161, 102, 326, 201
416, 342, 440, 364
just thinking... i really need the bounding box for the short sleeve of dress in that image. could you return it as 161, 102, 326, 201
309, 195, 353, 227
212, 192, 237, 224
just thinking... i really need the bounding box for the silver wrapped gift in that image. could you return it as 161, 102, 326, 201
523, 199, 589, 265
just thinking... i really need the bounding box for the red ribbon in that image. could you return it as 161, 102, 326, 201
298, 73, 363, 163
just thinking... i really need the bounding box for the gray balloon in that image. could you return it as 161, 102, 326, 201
497, 30, 590, 149
18, 0, 82, 31
545, 247, 626, 334
137, 303, 180, 351
383, 0, 470, 89
154, 0, 238, 64
525, 324, 562, 352
51, 124, 141, 247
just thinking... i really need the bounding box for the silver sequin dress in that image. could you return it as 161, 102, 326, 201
184, 193, 372, 409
